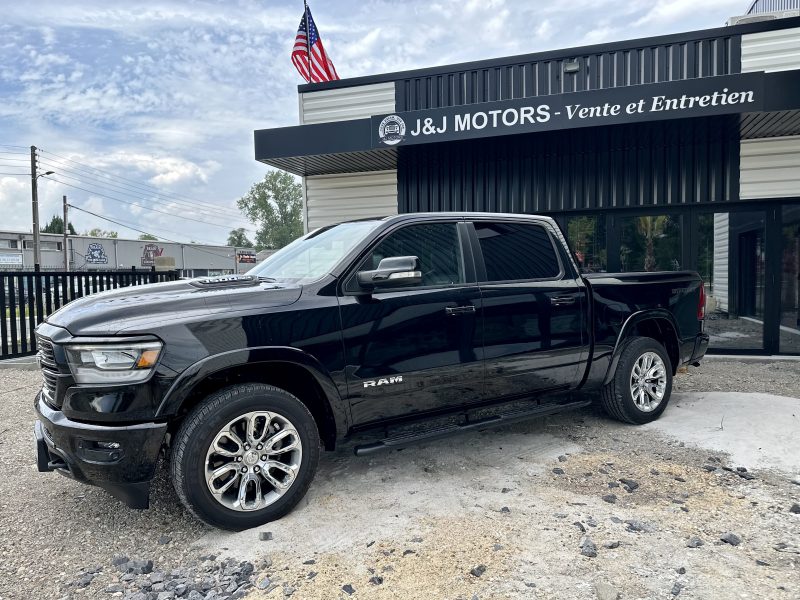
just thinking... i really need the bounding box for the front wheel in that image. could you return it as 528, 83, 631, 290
600, 336, 673, 424
171, 383, 320, 530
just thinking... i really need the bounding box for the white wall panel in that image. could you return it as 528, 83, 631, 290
305, 171, 397, 231
740, 136, 800, 199
300, 82, 395, 124
712, 213, 729, 313
741, 26, 800, 73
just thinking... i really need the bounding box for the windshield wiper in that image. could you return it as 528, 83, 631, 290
255, 275, 278, 282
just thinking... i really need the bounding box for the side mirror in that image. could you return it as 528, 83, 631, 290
357, 256, 422, 289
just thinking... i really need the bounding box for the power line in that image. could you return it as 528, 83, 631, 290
48, 176, 257, 233
0, 172, 30, 176
38, 156, 251, 222
39, 148, 249, 215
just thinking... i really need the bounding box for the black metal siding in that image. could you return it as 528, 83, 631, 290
398, 116, 740, 214
397, 36, 741, 111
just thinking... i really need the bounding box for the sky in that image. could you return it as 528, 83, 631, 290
0, 0, 749, 245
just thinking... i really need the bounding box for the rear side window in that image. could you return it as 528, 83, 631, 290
474, 222, 560, 281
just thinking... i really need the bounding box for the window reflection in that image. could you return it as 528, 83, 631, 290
566, 216, 606, 273
781, 206, 800, 353
697, 211, 765, 350
619, 215, 681, 272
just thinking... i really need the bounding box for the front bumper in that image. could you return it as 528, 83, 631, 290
34, 392, 168, 508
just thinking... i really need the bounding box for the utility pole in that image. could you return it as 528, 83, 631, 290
30, 145, 41, 269
62, 195, 69, 271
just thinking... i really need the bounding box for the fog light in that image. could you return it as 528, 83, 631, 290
96, 441, 121, 450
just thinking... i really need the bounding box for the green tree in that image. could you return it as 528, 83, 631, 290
41, 215, 76, 235
86, 228, 118, 238
237, 171, 302, 250
227, 228, 253, 248
138, 233, 158, 241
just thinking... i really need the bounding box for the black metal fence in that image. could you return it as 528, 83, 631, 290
1, 268, 179, 359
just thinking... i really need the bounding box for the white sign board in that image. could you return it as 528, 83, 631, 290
0, 253, 23, 266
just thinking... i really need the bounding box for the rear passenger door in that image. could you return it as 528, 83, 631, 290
469, 220, 587, 400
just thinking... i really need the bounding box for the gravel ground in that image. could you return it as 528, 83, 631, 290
0, 360, 798, 600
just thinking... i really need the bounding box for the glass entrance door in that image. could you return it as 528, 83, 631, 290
695, 211, 766, 351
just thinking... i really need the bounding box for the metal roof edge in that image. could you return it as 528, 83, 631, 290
298, 15, 800, 94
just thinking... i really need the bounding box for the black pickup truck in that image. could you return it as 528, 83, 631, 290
34, 213, 708, 529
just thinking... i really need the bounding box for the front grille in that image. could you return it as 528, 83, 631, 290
37, 338, 57, 370
36, 337, 60, 407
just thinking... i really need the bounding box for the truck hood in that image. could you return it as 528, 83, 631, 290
45, 275, 302, 336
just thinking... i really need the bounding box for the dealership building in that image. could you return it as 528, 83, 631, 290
255, 4, 800, 355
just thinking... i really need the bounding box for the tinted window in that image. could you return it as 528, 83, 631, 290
365, 223, 464, 287
475, 222, 560, 281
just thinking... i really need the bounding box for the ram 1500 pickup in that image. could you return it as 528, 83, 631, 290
34, 212, 708, 529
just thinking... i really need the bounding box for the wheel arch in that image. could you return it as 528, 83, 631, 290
604, 310, 681, 385
158, 347, 347, 450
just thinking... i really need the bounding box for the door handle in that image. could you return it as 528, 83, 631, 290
445, 305, 476, 315
550, 296, 576, 306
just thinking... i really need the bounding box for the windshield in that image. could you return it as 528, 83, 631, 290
248, 220, 382, 283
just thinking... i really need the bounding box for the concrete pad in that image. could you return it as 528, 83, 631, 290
643, 391, 800, 473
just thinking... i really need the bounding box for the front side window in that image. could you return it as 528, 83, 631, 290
364, 222, 465, 287
475, 222, 560, 281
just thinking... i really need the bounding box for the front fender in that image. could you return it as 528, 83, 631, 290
156, 346, 348, 438
603, 310, 680, 385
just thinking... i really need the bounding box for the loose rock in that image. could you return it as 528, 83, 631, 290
470, 564, 487, 577
580, 536, 598, 558
602, 494, 617, 504
594, 582, 620, 600
720, 532, 742, 546
258, 531, 273, 541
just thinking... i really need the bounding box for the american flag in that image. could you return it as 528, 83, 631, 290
292, 4, 339, 83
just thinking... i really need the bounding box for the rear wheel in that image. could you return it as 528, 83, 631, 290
600, 337, 673, 424
171, 383, 320, 530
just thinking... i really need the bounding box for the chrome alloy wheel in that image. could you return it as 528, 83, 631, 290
629, 351, 667, 412
204, 411, 303, 511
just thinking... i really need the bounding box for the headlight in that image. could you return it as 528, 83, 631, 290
65, 341, 163, 384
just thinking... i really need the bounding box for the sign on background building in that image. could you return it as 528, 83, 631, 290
141, 243, 164, 267
236, 250, 257, 264
0, 254, 23, 266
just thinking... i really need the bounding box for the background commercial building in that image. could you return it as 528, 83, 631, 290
255, 5, 800, 355
0, 230, 256, 277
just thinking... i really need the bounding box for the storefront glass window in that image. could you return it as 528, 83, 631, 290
697, 211, 765, 350
566, 215, 606, 273
619, 215, 681, 272
781, 205, 800, 354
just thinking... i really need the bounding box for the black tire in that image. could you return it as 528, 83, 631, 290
171, 383, 320, 530
600, 336, 673, 425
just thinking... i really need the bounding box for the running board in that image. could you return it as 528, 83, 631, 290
352, 399, 592, 456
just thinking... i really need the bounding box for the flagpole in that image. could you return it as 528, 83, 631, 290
304, 0, 312, 82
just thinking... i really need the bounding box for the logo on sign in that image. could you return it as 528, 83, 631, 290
378, 114, 406, 146
141, 243, 164, 266
86, 242, 108, 264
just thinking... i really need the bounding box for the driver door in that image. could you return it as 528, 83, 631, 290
338, 221, 483, 426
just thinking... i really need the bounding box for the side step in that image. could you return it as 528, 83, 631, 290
352, 399, 591, 456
